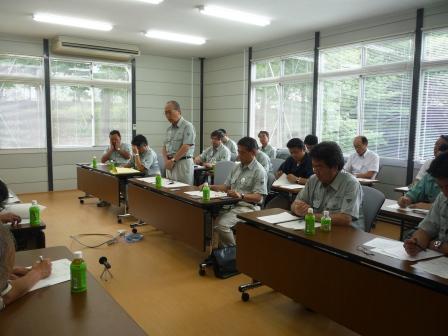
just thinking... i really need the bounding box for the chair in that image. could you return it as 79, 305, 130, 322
214, 161, 235, 185
275, 148, 289, 160
265, 195, 291, 210
362, 185, 385, 232
271, 158, 285, 174
156, 153, 166, 177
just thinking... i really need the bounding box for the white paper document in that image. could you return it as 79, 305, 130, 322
277, 220, 321, 230
412, 257, 448, 279
29, 259, 72, 292
136, 177, 189, 188
371, 245, 443, 261
363, 237, 403, 249
3, 203, 46, 219
257, 212, 299, 224
184, 190, 227, 198
386, 203, 429, 215
272, 173, 298, 186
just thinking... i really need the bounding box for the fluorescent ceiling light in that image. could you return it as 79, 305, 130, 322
33, 13, 113, 31
145, 30, 206, 45
198, 5, 270, 27
134, 0, 164, 4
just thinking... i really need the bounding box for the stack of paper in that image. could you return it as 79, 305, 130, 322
29, 259, 72, 292
257, 211, 321, 231
277, 221, 321, 230
184, 190, 227, 198
412, 257, 448, 279
386, 203, 430, 215
136, 177, 189, 188
272, 173, 297, 187
363, 238, 443, 261
111, 167, 140, 174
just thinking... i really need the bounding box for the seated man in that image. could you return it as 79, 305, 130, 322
0, 225, 52, 310
0, 180, 21, 225
210, 137, 267, 247
304, 134, 318, 152
398, 143, 448, 209
414, 135, 448, 182
255, 147, 273, 173
125, 134, 160, 176
194, 130, 231, 167
292, 141, 364, 230
218, 128, 238, 161
101, 130, 131, 164
276, 138, 313, 185
404, 152, 448, 256
258, 131, 276, 159
344, 135, 379, 179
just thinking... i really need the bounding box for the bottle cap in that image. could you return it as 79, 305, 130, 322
74, 251, 83, 259
93, 156, 96, 159
203, 182, 209, 186
323, 210, 329, 216
31, 200, 37, 205
307, 208, 313, 214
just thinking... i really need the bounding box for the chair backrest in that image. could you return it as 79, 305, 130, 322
275, 148, 289, 160
214, 161, 236, 185
265, 195, 291, 210
156, 153, 166, 177
271, 158, 285, 173
362, 185, 385, 232
267, 173, 276, 192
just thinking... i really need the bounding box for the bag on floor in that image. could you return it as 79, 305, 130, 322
211, 246, 239, 279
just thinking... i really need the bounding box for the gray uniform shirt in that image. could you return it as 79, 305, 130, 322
418, 192, 448, 242
225, 158, 268, 204
129, 148, 160, 176
103, 143, 131, 164
256, 150, 273, 173
261, 144, 277, 159
296, 171, 364, 230
165, 117, 196, 157
200, 143, 231, 163
223, 138, 238, 161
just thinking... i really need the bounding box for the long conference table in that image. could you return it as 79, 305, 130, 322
127, 178, 240, 252
235, 208, 446, 336
0, 246, 146, 336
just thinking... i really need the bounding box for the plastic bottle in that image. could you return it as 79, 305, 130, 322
70, 251, 87, 293
92, 156, 97, 169
321, 210, 332, 232
202, 182, 210, 201
29, 200, 40, 226
304, 208, 315, 236
155, 174, 162, 188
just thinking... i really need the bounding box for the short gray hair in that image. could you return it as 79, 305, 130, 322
0, 225, 15, 291
166, 100, 181, 113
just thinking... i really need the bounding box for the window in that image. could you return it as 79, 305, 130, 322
0, 55, 45, 149
251, 52, 314, 148
318, 36, 414, 159
415, 28, 448, 162
50, 59, 131, 148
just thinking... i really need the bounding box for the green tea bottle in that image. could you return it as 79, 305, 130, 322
71, 251, 87, 293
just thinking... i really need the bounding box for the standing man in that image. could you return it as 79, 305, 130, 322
292, 142, 364, 230
344, 136, 380, 179
163, 101, 196, 185
125, 134, 160, 176
258, 131, 276, 159
101, 130, 131, 164
194, 130, 231, 167
218, 129, 238, 161
210, 137, 267, 247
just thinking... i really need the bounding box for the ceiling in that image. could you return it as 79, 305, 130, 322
0, 0, 440, 58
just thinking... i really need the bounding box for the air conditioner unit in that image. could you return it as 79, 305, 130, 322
51, 36, 140, 61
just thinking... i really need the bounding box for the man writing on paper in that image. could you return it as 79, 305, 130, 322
276, 138, 313, 185
163, 101, 196, 185
0, 181, 21, 225
404, 152, 448, 256
194, 130, 231, 167
0, 225, 52, 310
124, 134, 160, 176
344, 136, 379, 179
101, 130, 131, 164
209, 137, 267, 247
292, 142, 364, 230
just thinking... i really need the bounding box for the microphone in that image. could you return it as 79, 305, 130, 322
99, 256, 111, 269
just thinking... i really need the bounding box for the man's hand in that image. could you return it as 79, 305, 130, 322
296, 177, 306, 185
0, 212, 21, 225
165, 159, 174, 170
32, 258, 52, 279
204, 163, 213, 168
132, 145, 139, 155
227, 190, 242, 199
403, 238, 423, 256
398, 196, 412, 208
275, 170, 283, 179
287, 174, 297, 183
291, 200, 310, 216
12, 266, 30, 277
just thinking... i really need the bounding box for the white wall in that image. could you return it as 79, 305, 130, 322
203, 51, 248, 147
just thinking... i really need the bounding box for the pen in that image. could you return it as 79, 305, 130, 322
39, 255, 44, 262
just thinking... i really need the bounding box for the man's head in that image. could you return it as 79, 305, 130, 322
428, 151, 448, 197
131, 134, 148, 155
353, 136, 368, 156
304, 134, 318, 152
434, 135, 448, 157
258, 131, 270, 147
164, 100, 182, 124
237, 137, 258, 165
218, 129, 228, 140
0, 224, 15, 292
309, 141, 344, 185
109, 130, 122, 148
0, 180, 8, 205
210, 130, 224, 148
286, 138, 306, 162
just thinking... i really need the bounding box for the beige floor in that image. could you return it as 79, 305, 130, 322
18, 190, 399, 336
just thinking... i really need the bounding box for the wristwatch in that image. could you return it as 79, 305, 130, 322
433, 240, 443, 249
241, 193, 245, 200
135, 153, 139, 156
116, 147, 121, 151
